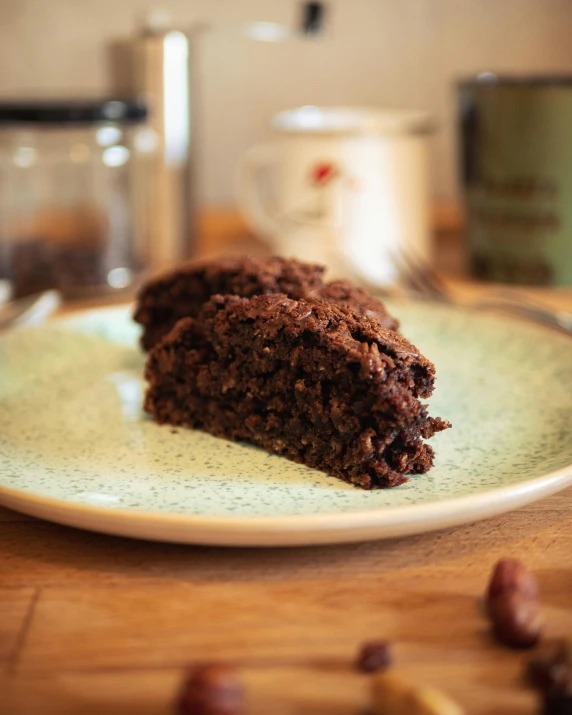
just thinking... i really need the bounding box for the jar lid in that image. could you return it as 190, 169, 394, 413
459, 73, 572, 88
0, 99, 148, 124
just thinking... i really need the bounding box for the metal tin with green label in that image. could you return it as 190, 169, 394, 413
459, 75, 572, 286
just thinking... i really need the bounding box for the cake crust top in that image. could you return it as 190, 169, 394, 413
158, 293, 435, 399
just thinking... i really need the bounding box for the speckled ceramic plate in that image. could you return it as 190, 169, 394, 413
0, 303, 571, 546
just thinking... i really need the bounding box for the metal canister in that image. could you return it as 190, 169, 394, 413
459, 75, 572, 286
110, 15, 195, 270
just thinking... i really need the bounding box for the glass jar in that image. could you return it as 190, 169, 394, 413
0, 99, 156, 299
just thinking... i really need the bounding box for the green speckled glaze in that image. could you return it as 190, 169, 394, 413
0, 302, 571, 545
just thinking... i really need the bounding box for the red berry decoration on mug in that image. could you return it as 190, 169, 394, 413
310, 161, 339, 186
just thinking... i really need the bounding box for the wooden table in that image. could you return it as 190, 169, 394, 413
1, 220, 572, 715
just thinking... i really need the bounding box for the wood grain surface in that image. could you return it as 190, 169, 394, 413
1, 223, 572, 714
1, 492, 572, 714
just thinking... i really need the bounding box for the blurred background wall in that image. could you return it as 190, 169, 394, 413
1, 0, 572, 207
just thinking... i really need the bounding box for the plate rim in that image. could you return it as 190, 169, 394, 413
1, 302, 572, 546
0, 463, 571, 546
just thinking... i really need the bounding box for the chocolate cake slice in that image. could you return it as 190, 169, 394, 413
134, 255, 398, 350
144, 294, 449, 489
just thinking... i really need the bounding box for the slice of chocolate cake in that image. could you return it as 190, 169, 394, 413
134, 255, 398, 350
144, 294, 449, 489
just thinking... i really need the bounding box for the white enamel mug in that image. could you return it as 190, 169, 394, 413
236, 106, 434, 284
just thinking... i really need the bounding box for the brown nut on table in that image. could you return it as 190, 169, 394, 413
489, 590, 544, 649
527, 639, 572, 694
542, 691, 572, 715
356, 640, 393, 673
177, 663, 244, 715
527, 652, 569, 693
371, 671, 464, 715
486, 558, 539, 611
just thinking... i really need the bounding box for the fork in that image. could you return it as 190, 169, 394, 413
389, 249, 572, 336
0, 290, 62, 331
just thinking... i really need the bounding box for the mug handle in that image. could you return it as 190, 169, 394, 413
235, 143, 282, 243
